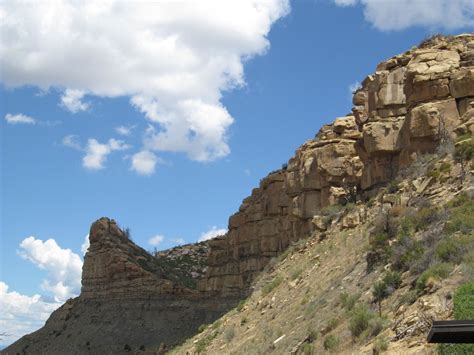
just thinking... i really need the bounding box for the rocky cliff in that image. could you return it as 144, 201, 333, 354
4, 33, 474, 354
4, 218, 236, 354
199, 33, 474, 297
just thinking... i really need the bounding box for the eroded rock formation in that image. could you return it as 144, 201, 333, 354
199, 33, 474, 297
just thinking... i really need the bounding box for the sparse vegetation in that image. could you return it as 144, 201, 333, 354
438, 280, 474, 354
262, 275, 283, 296
373, 337, 389, 354
416, 263, 453, 294
454, 133, 474, 185
339, 292, 359, 312
349, 304, 375, 338
323, 334, 339, 352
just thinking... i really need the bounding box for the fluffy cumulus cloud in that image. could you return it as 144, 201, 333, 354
0, 281, 61, 347
131, 150, 158, 176
4, 113, 36, 125
60, 89, 89, 113
198, 226, 228, 242
333, 0, 474, 30
18, 237, 83, 302
83, 138, 130, 170
148, 235, 165, 246
0, 0, 290, 165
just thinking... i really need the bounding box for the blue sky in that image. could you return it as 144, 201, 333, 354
1, 0, 473, 347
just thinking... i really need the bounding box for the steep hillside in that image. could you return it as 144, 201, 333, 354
172, 150, 473, 354
4, 33, 474, 355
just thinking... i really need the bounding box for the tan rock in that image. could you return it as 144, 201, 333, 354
408, 99, 461, 138
450, 68, 474, 98
363, 118, 407, 153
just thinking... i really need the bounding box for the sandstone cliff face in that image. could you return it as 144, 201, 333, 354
5, 218, 236, 354
199, 33, 474, 297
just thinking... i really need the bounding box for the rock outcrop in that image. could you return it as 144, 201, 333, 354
5, 33, 474, 354
198, 33, 474, 297
5, 218, 236, 354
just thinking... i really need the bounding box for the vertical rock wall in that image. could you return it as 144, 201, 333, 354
200, 33, 474, 297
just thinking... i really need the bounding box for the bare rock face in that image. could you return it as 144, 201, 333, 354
199, 33, 474, 297
5, 218, 236, 354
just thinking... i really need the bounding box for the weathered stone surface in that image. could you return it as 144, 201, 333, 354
363, 118, 407, 153
408, 99, 461, 139
6, 218, 237, 354
450, 68, 474, 98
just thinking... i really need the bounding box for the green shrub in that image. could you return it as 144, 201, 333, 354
302, 343, 314, 355
373, 337, 388, 354
445, 198, 474, 235
391, 235, 424, 271
262, 275, 283, 296
382, 271, 402, 290
435, 234, 474, 263
438, 280, 474, 354
414, 207, 440, 231
349, 304, 375, 337
339, 292, 359, 312
416, 263, 453, 293
454, 280, 474, 319
197, 324, 208, 333
323, 334, 339, 351
324, 317, 340, 334
368, 317, 386, 337
236, 299, 246, 312
195, 331, 218, 354
290, 267, 304, 280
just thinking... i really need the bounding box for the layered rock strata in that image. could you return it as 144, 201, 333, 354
5, 218, 236, 354
199, 33, 474, 297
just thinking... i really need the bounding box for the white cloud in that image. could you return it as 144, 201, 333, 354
0, 0, 290, 163
4, 113, 36, 125
60, 89, 89, 113
198, 226, 228, 242
333, 0, 474, 31
148, 235, 165, 246
115, 125, 134, 136
0, 281, 61, 347
131, 150, 158, 176
334, 0, 357, 6
18, 237, 83, 302
81, 234, 90, 255
62, 134, 82, 150
83, 138, 130, 170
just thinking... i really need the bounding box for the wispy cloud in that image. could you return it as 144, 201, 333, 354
333, 0, 474, 31
4, 113, 36, 125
